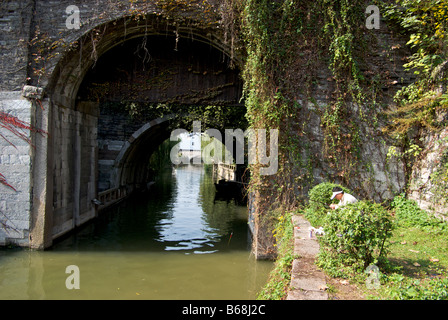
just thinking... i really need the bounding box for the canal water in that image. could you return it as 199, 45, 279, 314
0, 165, 273, 300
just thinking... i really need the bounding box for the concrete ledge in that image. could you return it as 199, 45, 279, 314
0, 91, 23, 100
290, 258, 327, 291
286, 289, 328, 300
287, 215, 328, 300
294, 238, 320, 258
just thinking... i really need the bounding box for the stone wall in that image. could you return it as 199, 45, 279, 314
0, 0, 34, 91
2, 0, 234, 248
50, 101, 98, 239
408, 128, 448, 220
0, 91, 32, 246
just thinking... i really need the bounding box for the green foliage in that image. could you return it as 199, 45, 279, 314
386, 275, 448, 300
240, 0, 313, 209
319, 0, 368, 174
304, 182, 352, 226
317, 200, 394, 278
380, 1, 448, 195
391, 193, 447, 230
257, 210, 295, 300
382, 0, 448, 142
148, 138, 178, 172
383, 0, 448, 80
240, 0, 374, 212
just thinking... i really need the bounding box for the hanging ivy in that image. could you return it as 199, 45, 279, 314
239, 0, 374, 214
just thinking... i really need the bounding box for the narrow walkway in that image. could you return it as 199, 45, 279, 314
287, 215, 328, 300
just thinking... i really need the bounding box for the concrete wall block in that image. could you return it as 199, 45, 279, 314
5, 218, 30, 231
3, 196, 30, 212
105, 140, 125, 152
0, 95, 33, 245
0, 227, 24, 240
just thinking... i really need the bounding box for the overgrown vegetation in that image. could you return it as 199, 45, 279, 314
381, 0, 448, 185
303, 182, 394, 279
256, 0, 448, 300
391, 193, 442, 229
148, 138, 178, 173
257, 210, 295, 300
317, 200, 394, 278
304, 182, 352, 227
294, 182, 448, 300
382, 0, 448, 132
237, 0, 384, 261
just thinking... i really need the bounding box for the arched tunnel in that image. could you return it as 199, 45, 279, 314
44, 19, 246, 244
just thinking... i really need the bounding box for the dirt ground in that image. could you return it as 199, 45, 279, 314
325, 276, 366, 300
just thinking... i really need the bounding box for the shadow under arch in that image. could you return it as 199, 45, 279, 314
113, 114, 176, 192
47, 14, 243, 108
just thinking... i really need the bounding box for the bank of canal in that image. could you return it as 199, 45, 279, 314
0, 165, 273, 299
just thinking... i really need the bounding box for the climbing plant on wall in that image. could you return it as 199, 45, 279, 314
381, 0, 448, 187
382, 0, 448, 134
239, 0, 374, 213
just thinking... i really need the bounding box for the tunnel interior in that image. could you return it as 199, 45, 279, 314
75, 34, 245, 195
77, 35, 242, 104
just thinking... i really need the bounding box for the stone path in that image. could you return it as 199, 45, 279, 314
286, 215, 328, 300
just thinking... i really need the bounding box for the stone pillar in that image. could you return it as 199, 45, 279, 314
73, 112, 82, 227
249, 191, 276, 260
29, 98, 53, 249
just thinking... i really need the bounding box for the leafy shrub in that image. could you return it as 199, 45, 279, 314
391, 194, 446, 230
317, 200, 394, 277
391, 194, 429, 227
304, 182, 352, 226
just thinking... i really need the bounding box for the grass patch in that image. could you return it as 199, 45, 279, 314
257, 210, 296, 300
372, 222, 448, 299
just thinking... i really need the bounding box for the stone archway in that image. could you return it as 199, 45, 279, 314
29, 13, 243, 249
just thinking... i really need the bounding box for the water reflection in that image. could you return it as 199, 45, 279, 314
157, 165, 220, 253
55, 165, 249, 253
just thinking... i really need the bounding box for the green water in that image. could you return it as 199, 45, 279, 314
0, 165, 272, 300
